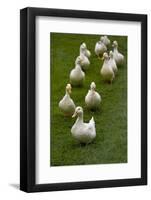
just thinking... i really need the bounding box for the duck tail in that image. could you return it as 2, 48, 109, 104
89, 116, 95, 125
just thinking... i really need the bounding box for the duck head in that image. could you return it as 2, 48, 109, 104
112, 40, 118, 48
81, 42, 87, 49
75, 56, 82, 65
90, 82, 96, 91
100, 36, 104, 42
109, 50, 114, 58
102, 52, 109, 60
66, 83, 72, 94
72, 106, 83, 118
98, 40, 103, 45
104, 36, 110, 44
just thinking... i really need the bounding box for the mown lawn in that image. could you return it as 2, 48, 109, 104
50, 32, 127, 166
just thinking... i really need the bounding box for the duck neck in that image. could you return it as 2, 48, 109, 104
90, 88, 95, 94
113, 47, 118, 52
80, 52, 85, 57
110, 55, 113, 60
104, 58, 109, 64
75, 64, 82, 72
65, 90, 70, 97
80, 48, 85, 54
75, 113, 83, 125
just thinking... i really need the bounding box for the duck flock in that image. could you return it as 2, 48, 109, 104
58, 35, 124, 144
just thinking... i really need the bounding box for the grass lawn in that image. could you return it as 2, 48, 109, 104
50, 32, 127, 166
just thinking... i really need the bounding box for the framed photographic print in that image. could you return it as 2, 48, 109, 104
20, 7, 147, 192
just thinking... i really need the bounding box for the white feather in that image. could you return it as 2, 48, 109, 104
71, 107, 96, 144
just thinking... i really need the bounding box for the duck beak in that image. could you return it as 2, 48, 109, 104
72, 111, 77, 118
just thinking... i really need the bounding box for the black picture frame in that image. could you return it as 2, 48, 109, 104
20, 7, 147, 192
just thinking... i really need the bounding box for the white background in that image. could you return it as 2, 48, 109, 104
0, 0, 150, 200
36, 17, 141, 183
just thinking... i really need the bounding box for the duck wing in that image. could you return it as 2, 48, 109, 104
81, 118, 95, 134
89, 117, 95, 126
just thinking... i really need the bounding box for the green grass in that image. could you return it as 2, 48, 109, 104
50, 32, 127, 166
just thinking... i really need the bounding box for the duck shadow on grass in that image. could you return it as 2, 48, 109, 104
71, 139, 97, 149
84, 105, 102, 113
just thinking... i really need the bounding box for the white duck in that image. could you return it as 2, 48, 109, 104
100, 52, 115, 83
80, 42, 91, 58
112, 41, 124, 65
95, 40, 107, 57
75, 53, 90, 71
59, 83, 76, 116
101, 35, 110, 46
70, 57, 85, 86
71, 106, 96, 144
109, 50, 118, 74
85, 82, 101, 110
